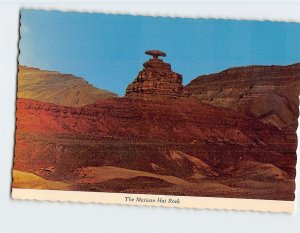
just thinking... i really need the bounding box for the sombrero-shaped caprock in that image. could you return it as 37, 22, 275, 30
145, 50, 166, 58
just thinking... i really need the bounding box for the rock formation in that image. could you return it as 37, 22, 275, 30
126, 50, 188, 97
14, 61, 299, 201
15, 97, 296, 175
18, 65, 118, 107
14, 96, 296, 200
187, 63, 300, 131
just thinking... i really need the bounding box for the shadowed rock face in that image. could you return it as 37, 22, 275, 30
126, 51, 188, 98
187, 63, 300, 131
17, 66, 118, 107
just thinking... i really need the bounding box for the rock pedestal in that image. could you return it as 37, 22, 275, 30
126, 50, 188, 97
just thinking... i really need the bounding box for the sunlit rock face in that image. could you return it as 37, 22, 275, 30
126, 50, 189, 98
17, 66, 118, 107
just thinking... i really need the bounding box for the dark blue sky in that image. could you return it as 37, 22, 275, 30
19, 10, 300, 96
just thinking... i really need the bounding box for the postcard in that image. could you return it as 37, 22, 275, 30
12, 10, 300, 212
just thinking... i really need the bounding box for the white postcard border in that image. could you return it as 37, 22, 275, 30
12, 188, 294, 213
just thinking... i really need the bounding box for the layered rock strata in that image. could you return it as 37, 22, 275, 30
187, 63, 300, 131
126, 50, 188, 97
15, 97, 296, 177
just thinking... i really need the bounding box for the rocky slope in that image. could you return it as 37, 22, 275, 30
14, 97, 296, 199
17, 66, 117, 107
187, 63, 300, 131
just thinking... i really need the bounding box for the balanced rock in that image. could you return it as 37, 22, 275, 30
126, 50, 188, 97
